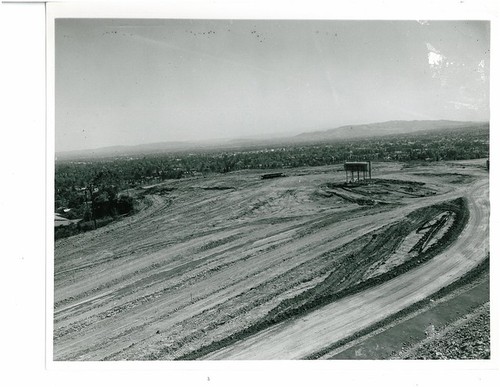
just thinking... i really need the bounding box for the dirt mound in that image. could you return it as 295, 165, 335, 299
325, 178, 436, 205
412, 173, 475, 185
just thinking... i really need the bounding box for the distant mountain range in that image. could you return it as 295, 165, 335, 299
292, 120, 487, 142
56, 120, 488, 160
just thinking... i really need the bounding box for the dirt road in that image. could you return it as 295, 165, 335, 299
204, 178, 489, 359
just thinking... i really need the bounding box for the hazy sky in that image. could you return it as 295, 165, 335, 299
55, 19, 489, 152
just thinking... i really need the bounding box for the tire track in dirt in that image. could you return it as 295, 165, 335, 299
53, 164, 488, 360
202, 178, 488, 359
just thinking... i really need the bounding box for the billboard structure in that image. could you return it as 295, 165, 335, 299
344, 161, 372, 183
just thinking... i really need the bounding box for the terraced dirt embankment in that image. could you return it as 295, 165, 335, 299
395, 302, 490, 360
312, 258, 489, 359
53, 161, 489, 360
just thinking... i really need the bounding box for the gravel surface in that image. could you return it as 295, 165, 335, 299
397, 303, 490, 360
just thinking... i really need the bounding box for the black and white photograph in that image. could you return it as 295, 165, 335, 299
51, 14, 491, 362
4, 1, 499, 385
49, 8, 495, 364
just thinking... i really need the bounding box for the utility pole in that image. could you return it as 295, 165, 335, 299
86, 183, 97, 230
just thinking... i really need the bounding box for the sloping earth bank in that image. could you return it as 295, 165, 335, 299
53, 161, 489, 360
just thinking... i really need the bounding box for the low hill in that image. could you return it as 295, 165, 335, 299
293, 120, 487, 142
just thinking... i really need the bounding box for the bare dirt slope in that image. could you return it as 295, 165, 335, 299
394, 302, 490, 360
53, 161, 489, 360
203, 176, 488, 359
